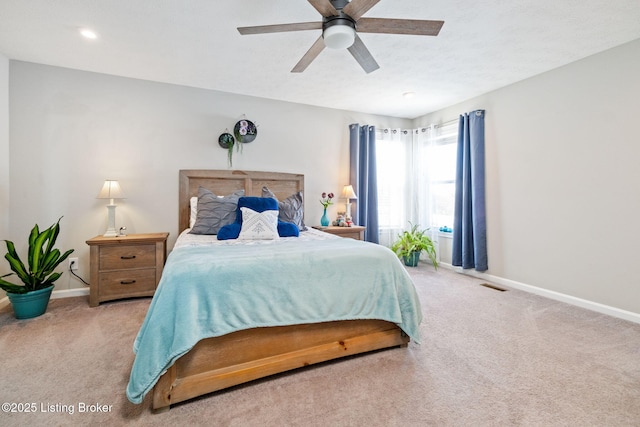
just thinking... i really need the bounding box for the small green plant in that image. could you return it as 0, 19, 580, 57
391, 222, 438, 269
0, 218, 74, 294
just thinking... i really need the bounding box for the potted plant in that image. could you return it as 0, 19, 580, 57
0, 218, 74, 319
390, 223, 438, 268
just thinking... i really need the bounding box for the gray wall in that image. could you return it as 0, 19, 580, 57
7, 61, 410, 292
415, 38, 640, 316
5, 37, 640, 318
0, 53, 8, 235
0, 53, 8, 288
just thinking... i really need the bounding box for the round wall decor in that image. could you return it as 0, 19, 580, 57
234, 119, 257, 143
218, 132, 235, 148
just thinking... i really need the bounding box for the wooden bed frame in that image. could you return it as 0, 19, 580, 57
151, 170, 409, 411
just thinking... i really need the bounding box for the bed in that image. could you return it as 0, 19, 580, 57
126, 170, 422, 411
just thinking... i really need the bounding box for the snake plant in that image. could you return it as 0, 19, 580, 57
0, 218, 74, 294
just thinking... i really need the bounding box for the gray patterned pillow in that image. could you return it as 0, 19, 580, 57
261, 186, 307, 231
190, 187, 244, 235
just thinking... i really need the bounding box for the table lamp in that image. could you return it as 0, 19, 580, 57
341, 184, 357, 225
97, 180, 124, 237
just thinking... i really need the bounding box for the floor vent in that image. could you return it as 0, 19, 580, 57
480, 283, 507, 292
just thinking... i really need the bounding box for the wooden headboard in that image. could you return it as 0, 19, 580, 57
179, 170, 304, 232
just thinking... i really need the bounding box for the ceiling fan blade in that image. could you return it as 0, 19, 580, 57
238, 22, 322, 35
307, 0, 339, 17
347, 34, 379, 74
343, 0, 380, 21
357, 18, 444, 36
291, 36, 326, 73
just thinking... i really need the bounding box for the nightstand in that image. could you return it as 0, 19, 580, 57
86, 232, 169, 307
312, 225, 365, 240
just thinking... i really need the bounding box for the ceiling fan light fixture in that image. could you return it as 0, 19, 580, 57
323, 24, 356, 49
238, 0, 444, 74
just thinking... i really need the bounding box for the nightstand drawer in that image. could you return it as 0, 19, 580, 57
99, 268, 157, 299
99, 244, 156, 270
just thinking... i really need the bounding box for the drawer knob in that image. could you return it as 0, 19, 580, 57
121, 255, 137, 260
120, 280, 137, 285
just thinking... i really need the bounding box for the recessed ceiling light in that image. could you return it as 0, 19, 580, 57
79, 28, 98, 39
402, 92, 415, 99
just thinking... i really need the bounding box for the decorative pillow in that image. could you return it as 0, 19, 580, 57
189, 196, 197, 228
216, 196, 298, 240
189, 187, 244, 235
262, 187, 307, 231
238, 207, 279, 240
236, 196, 279, 223
217, 223, 241, 240
218, 220, 299, 240
277, 221, 300, 237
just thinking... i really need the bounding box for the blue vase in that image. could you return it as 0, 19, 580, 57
320, 207, 330, 227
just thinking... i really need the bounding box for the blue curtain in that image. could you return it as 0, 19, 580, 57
452, 110, 488, 271
349, 124, 379, 243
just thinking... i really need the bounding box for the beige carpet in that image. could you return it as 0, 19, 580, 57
1, 265, 639, 426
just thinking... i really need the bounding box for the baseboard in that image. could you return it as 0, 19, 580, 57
51, 287, 90, 299
0, 287, 89, 311
439, 263, 640, 325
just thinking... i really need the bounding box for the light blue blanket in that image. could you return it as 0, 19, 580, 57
126, 238, 422, 404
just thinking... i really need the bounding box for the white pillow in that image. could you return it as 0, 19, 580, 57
190, 196, 198, 228
238, 207, 279, 240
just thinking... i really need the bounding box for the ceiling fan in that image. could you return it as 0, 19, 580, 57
237, 0, 444, 74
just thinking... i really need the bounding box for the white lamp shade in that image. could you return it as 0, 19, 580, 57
323, 25, 356, 49
341, 184, 358, 200
97, 180, 125, 200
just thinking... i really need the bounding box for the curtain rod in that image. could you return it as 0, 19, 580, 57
376, 118, 458, 135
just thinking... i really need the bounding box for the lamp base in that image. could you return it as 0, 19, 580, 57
103, 229, 118, 238
104, 204, 118, 237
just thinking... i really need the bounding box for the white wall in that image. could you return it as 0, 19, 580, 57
0, 52, 9, 294
8, 61, 411, 291
414, 38, 640, 315
9, 37, 640, 317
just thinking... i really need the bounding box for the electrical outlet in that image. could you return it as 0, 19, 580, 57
69, 257, 79, 271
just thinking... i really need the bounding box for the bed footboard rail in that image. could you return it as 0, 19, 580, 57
152, 319, 409, 411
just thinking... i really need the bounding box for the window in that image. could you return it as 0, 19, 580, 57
376, 129, 409, 231
375, 122, 458, 247
426, 121, 458, 229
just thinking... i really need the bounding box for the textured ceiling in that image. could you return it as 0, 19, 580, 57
0, 0, 639, 119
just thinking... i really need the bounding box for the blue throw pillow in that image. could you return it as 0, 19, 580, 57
217, 223, 241, 240
218, 221, 299, 240
277, 221, 299, 237
218, 197, 300, 239
235, 197, 279, 224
